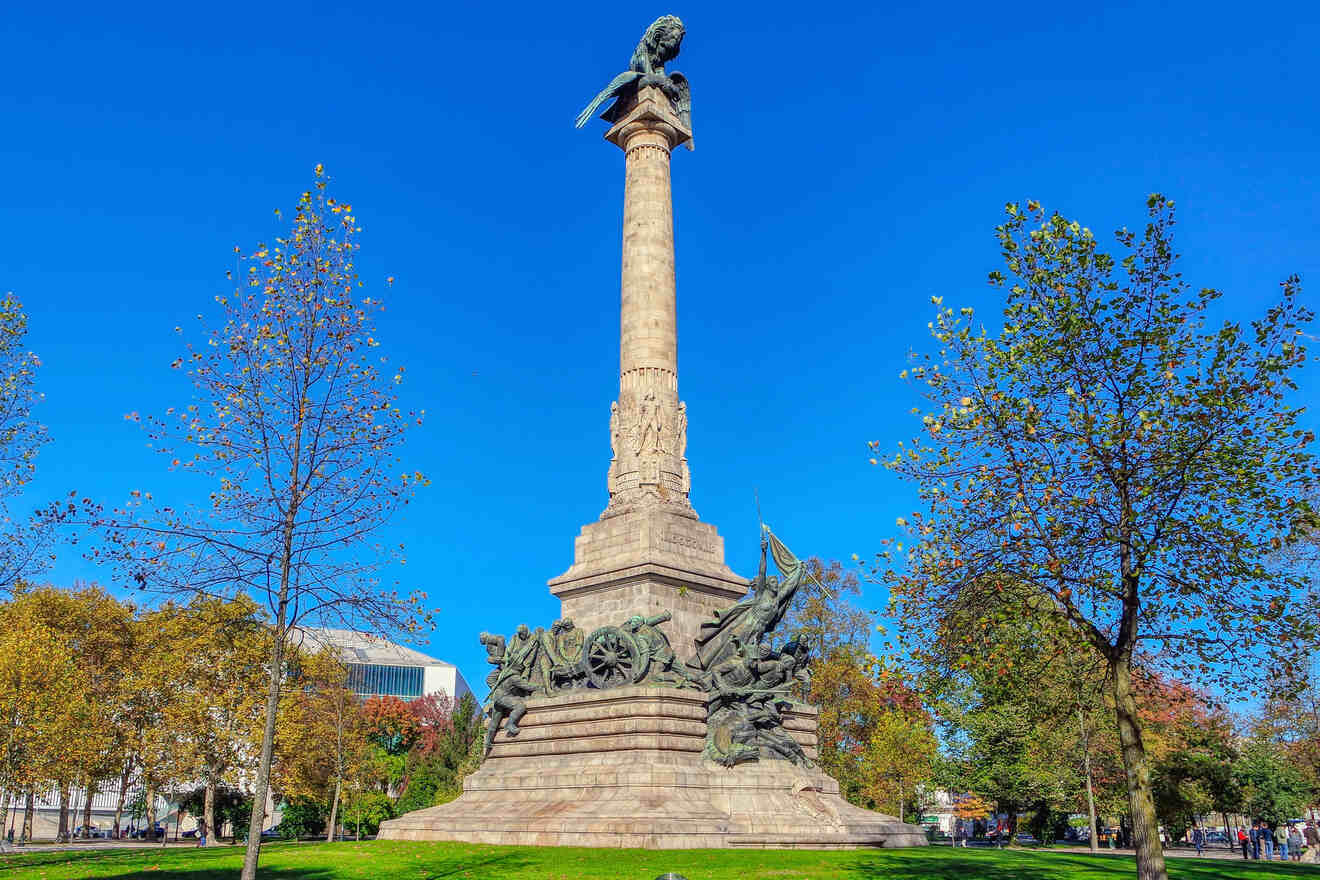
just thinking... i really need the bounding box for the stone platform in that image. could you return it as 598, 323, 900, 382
377, 687, 927, 848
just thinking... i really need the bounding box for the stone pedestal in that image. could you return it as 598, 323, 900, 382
378, 688, 927, 848
548, 509, 746, 648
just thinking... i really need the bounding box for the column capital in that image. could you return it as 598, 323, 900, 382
605, 85, 692, 153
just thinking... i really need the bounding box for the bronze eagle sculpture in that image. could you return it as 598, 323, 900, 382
575, 15, 693, 149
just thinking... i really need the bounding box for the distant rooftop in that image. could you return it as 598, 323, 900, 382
296, 627, 456, 669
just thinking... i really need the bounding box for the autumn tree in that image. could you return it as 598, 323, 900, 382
122, 604, 197, 841
396, 692, 484, 813
880, 196, 1318, 880
807, 647, 935, 817
10, 585, 134, 840
778, 557, 875, 662
362, 695, 421, 758
268, 642, 377, 840
0, 596, 84, 844
0, 294, 50, 591
55, 168, 429, 878
164, 595, 270, 842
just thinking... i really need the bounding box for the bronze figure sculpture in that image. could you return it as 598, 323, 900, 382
575, 15, 693, 148
476, 527, 818, 769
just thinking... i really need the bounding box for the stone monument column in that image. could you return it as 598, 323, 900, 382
605, 85, 692, 517
549, 84, 747, 648
377, 18, 929, 849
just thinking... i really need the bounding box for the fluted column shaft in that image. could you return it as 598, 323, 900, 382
600, 87, 693, 519
619, 126, 678, 388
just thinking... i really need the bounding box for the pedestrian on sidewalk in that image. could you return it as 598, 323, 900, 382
1250, 822, 1261, 859
1192, 825, 1205, 857
1263, 823, 1276, 860
1287, 825, 1302, 862
1238, 827, 1250, 859
196, 817, 208, 848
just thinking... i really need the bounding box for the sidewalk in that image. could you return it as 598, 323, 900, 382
2, 840, 232, 854
1046, 844, 1319, 866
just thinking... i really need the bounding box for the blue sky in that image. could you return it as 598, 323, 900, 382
4, 1, 1318, 695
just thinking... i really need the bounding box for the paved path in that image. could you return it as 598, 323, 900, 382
1, 840, 226, 853
1044, 844, 1320, 866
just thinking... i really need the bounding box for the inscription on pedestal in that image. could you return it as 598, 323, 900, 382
662, 529, 714, 555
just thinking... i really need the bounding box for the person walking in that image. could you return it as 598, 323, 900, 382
1305, 822, 1320, 864
1192, 825, 1205, 856
1277, 823, 1289, 861
196, 816, 208, 848
1262, 822, 1276, 860
1250, 822, 1261, 860
1238, 827, 1250, 859
1287, 825, 1303, 862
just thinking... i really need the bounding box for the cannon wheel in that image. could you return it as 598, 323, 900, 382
583, 626, 649, 688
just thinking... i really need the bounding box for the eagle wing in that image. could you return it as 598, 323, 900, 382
575, 70, 643, 129
668, 72, 693, 150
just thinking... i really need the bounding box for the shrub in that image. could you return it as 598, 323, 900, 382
278, 799, 328, 840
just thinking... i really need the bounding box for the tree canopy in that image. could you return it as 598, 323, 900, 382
880, 195, 1317, 880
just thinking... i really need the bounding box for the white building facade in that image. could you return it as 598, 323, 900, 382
301, 628, 471, 703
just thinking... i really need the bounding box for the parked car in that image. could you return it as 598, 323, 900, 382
260, 825, 282, 840
129, 824, 166, 839
73, 825, 110, 839
1205, 831, 1228, 844
1015, 832, 1040, 845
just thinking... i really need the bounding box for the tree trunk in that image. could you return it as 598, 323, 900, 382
112, 762, 130, 839
82, 779, 96, 838
240, 600, 288, 880
1112, 653, 1168, 880
326, 778, 341, 843
21, 791, 33, 844
1078, 705, 1099, 854
204, 780, 216, 846
242, 411, 303, 880
57, 784, 69, 841
145, 783, 158, 842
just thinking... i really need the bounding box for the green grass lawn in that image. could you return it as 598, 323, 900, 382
0, 841, 1314, 880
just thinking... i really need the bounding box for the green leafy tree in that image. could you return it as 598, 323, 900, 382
1235, 739, 1312, 826
178, 784, 251, 841
277, 799, 327, 839
880, 196, 1317, 880
1151, 752, 1215, 843
920, 586, 1119, 848
399, 692, 483, 810
1255, 650, 1320, 818
341, 789, 393, 839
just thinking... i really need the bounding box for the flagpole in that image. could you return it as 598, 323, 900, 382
754, 492, 836, 601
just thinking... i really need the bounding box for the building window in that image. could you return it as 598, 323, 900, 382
346, 663, 424, 699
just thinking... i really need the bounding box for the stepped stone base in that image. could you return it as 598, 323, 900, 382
377, 687, 927, 849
